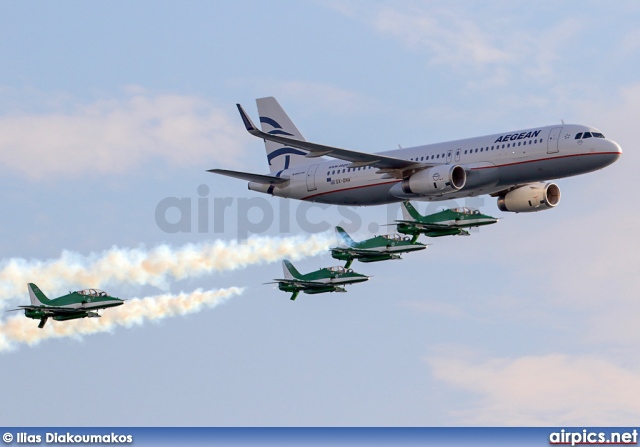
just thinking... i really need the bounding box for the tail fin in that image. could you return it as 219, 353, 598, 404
335, 226, 356, 247
401, 202, 422, 221
28, 283, 50, 306
282, 259, 303, 280
256, 97, 309, 173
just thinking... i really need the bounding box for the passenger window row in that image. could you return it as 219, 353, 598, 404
463, 139, 541, 155
325, 136, 551, 177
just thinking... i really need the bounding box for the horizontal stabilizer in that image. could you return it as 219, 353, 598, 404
207, 169, 289, 185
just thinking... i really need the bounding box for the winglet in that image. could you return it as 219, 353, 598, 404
335, 226, 356, 247
236, 104, 259, 134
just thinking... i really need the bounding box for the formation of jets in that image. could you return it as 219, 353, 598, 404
9, 283, 124, 328
12, 96, 623, 316
210, 96, 621, 300
269, 202, 499, 300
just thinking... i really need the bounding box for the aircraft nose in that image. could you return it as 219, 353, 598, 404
610, 140, 622, 155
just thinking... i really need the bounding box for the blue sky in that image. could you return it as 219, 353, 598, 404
0, 0, 639, 426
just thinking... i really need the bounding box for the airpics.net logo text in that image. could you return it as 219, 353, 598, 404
3, 432, 133, 444
154, 184, 487, 239
549, 429, 638, 446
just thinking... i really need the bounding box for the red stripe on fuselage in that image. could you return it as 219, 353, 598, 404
471, 151, 620, 170
302, 180, 400, 200
300, 151, 620, 201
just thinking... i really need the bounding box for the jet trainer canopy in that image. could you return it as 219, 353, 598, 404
326, 266, 354, 274
77, 289, 108, 297
450, 207, 481, 215
381, 233, 412, 241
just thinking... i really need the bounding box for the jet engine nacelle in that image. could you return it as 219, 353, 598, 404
401, 165, 466, 195
497, 182, 560, 213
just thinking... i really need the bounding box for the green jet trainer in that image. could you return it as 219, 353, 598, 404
268, 260, 370, 301
395, 202, 498, 237
9, 283, 125, 328
330, 226, 427, 268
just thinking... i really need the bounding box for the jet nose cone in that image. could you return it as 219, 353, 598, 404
599, 138, 621, 155
611, 140, 622, 155
604, 140, 622, 166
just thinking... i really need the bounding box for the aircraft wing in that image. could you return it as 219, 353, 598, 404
268, 279, 334, 290
394, 220, 450, 229
331, 247, 383, 256
237, 104, 427, 173
13, 305, 80, 314
207, 169, 289, 185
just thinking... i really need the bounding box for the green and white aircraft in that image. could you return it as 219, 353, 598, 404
10, 283, 125, 328
395, 202, 498, 237
269, 260, 370, 301
330, 226, 427, 268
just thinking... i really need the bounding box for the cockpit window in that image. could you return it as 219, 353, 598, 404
582, 132, 592, 139
77, 289, 107, 297
592, 132, 605, 138
382, 233, 404, 241
451, 207, 478, 215
575, 133, 583, 139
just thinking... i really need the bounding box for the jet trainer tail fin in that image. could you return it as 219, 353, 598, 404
335, 226, 356, 247
256, 97, 309, 174
401, 202, 422, 221
282, 259, 303, 280
28, 283, 50, 306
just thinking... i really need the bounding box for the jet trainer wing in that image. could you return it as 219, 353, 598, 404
394, 220, 451, 229
331, 247, 385, 256
268, 279, 322, 286
207, 169, 289, 185
237, 104, 429, 175
267, 279, 340, 292
15, 305, 80, 313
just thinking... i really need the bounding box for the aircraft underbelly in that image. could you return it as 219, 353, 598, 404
464, 164, 500, 190
310, 182, 401, 206
494, 154, 615, 186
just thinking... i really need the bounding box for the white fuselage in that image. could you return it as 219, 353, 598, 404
250, 124, 621, 205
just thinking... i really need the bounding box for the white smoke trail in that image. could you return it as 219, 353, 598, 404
0, 233, 334, 307
0, 287, 243, 352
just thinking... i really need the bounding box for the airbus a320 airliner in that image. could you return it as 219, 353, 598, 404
209, 97, 621, 212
